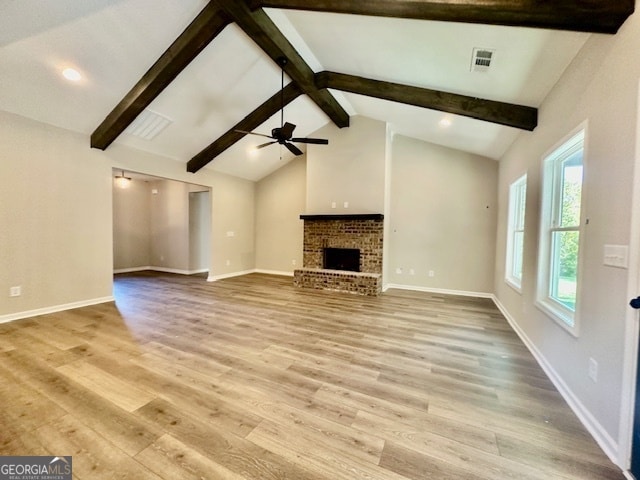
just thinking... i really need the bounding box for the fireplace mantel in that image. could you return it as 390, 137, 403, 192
299, 213, 383, 221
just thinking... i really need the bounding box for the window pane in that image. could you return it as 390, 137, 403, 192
539, 129, 584, 330
560, 156, 582, 227
506, 175, 526, 289
515, 182, 526, 229
512, 231, 524, 281
550, 230, 579, 312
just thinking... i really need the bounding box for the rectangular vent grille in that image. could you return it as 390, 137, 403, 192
125, 109, 172, 140
471, 48, 495, 73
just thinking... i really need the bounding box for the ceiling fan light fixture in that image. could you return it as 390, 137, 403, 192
233, 57, 328, 157
247, 145, 260, 157
114, 170, 132, 188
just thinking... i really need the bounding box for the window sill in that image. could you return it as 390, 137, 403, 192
535, 299, 579, 338
505, 278, 523, 294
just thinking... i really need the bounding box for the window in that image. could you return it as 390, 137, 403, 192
506, 174, 527, 290
537, 129, 585, 333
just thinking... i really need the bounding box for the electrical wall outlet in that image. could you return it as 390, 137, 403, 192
428, 270, 435, 277
9, 286, 21, 297
226, 259, 231, 266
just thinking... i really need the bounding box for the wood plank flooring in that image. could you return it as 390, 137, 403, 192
0, 272, 625, 479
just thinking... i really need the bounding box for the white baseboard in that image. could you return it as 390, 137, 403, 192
254, 269, 294, 277
117, 267, 290, 282
385, 283, 493, 298
0, 296, 114, 324
113, 266, 150, 274
492, 295, 621, 468
207, 269, 257, 282
151, 267, 208, 275
114, 266, 209, 275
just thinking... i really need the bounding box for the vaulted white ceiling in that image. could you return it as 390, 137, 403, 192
0, 1, 590, 181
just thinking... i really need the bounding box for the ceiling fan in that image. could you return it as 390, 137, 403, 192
236, 57, 328, 156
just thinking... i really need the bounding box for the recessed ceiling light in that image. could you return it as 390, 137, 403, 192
62, 67, 82, 82
439, 118, 452, 128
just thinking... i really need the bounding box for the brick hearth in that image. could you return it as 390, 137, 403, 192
293, 214, 383, 296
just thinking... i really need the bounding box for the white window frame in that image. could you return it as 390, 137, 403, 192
505, 174, 527, 291
536, 127, 586, 337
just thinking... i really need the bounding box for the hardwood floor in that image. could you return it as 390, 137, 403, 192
0, 272, 625, 479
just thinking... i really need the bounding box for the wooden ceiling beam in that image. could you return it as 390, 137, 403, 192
316, 71, 537, 131
187, 82, 302, 173
213, 0, 349, 128
247, 0, 634, 34
90, 3, 231, 150
95, 0, 626, 172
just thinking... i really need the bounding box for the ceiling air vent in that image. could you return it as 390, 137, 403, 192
470, 48, 495, 73
125, 109, 173, 140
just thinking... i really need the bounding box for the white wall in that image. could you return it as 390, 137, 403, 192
388, 135, 498, 294
253, 123, 498, 294
209, 173, 256, 279
150, 179, 190, 271
189, 190, 211, 272
255, 157, 305, 274
494, 9, 640, 467
0, 111, 113, 319
113, 178, 151, 270
0, 109, 257, 320
306, 115, 387, 214
104, 139, 256, 281
113, 178, 211, 274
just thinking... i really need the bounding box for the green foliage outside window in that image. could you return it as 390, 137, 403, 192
559, 164, 582, 279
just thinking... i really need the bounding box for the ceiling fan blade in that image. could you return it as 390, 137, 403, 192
280, 122, 296, 139
284, 141, 303, 156
235, 129, 274, 140
291, 137, 329, 145
256, 141, 277, 149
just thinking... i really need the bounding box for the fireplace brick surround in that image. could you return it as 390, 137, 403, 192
293, 214, 383, 296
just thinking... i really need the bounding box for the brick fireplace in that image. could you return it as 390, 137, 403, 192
293, 214, 383, 296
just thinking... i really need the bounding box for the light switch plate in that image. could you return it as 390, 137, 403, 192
603, 244, 628, 269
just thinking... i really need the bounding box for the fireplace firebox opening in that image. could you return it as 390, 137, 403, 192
323, 247, 360, 272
